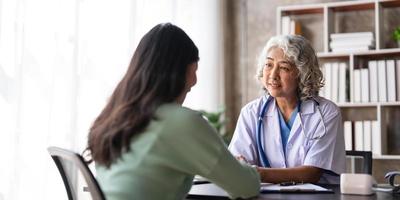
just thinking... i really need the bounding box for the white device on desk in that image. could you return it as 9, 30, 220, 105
340, 173, 375, 195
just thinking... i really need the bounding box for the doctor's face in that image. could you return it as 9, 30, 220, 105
262, 47, 299, 99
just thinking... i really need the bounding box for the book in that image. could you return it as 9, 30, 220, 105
281, 16, 290, 35
361, 68, 370, 102
354, 121, 364, 151
330, 40, 374, 48
330, 32, 373, 39
290, 20, 301, 35
344, 121, 353, 151
397, 60, 400, 101
338, 62, 348, 103
371, 120, 380, 155
386, 60, 396, 102
377, 60, 387, 102
363, 121, 372, 151
353, 69, 361, 102
324, 63, 332, 100
331, 46, 371, 53
331, 62, 339, 102
368, 60, 379, 102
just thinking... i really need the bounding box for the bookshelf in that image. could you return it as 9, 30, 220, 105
277, 0, 400, 180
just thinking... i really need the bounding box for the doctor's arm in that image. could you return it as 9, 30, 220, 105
256, 166, 322, 183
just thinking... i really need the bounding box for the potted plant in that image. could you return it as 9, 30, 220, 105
393, 26, 400, 47
199, 108, 231, 144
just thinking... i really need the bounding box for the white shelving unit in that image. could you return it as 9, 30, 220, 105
277, 0, 400, 161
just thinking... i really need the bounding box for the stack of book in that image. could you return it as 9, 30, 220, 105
353, 60, 400, 103
343, 120, 383, 156
320, 62, 350, 103
330, 32, 374, 52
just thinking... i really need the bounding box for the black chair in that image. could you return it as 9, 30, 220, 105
47, 146, 105, 200
345, 150, 372, 175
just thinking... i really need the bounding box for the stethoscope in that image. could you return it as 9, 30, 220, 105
256, 95, 327, 167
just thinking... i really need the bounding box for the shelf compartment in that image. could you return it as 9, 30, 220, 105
380, 2, 400, 49
380, 106, 400, 155
327, 6, 376, 52
277, 4, 326, 52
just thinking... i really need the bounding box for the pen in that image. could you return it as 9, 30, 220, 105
279, 181, 304, 186
279, 188, 316, 192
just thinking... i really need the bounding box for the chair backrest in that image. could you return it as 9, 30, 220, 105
345, 150, 372, 175
47, 146, 106, 200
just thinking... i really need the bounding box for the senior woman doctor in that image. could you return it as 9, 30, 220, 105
229, 35, 345, 184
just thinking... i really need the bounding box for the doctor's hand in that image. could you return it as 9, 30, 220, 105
236, 155, 250, 165
236, 155, 262, 173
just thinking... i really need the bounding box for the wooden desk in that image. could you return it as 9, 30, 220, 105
186, 183, 400, 200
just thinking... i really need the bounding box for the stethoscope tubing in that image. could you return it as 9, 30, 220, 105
256, 95, 326, 168
257, 96, 272, 167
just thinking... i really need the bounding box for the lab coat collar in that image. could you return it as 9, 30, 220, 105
265, 97, 276, 117
300, 99, 316, 115
264, 97, 316, 116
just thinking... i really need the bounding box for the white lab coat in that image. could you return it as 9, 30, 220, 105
228, 96, 345, 184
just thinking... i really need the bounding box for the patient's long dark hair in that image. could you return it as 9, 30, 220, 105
86, 23, 199, 167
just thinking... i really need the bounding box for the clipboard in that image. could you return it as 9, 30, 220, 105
260, 183, 334, 193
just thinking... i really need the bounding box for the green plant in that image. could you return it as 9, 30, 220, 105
199, 108, 232, 144
393, 26, 400, 42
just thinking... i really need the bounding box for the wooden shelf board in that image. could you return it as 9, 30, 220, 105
280, 6, 323, 15
380, 0, 400, 8
329, 2, 375, 12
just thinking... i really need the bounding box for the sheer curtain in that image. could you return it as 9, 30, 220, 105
0, 0, 224, 199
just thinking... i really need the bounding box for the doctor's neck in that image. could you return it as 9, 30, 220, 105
275, 96, 299, 114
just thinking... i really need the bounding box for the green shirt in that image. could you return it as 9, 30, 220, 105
96, 103, 260, 200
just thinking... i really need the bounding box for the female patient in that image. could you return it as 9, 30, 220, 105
85, 23, 260, 200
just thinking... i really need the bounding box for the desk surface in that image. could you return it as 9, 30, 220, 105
186, 183, 400, 200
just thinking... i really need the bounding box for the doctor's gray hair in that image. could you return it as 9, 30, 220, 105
255, 35, 324, 101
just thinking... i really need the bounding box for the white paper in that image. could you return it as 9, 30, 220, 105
261, 183, 330, 192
